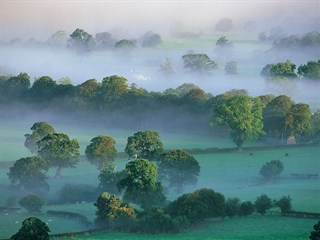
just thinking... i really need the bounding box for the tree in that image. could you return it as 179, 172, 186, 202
225, 61, 238, 75
85, 135, 117, 170
24, 122, 55, 154
159, 150, 200, 193
10, 217, 50, 240
141, 31, 162, 48
261, 61, 297, 80
298, 60, 320, 80
114, 39, 136, 49
255, 194, 273, 215
47, 31, 68, 48
19, 194, 44, 213
8, 156, 50, 191
225, 197, 241, 218
117, 158, 165, 209
125, 131, 164, 160
275, 196, 292, 214
167, 188, 225, 224
215, 18, 233, 32
259, 160, 283, 182
159, 57, 175, 74
311, 109, 320, 140
68, 28, 95, 53
183, 88, 209, 105
5, 73, 30, 99
100, 75, 129, 105
212, 95, 265, 150
309, 220, 320, 240
285, 103, 312, 138
239, 201, 254, 217
38, 133, 80, 177
94, 192, 136, 230
182, 53, 218, 74
95, 32, 114, 49
30, 76, 57, 101
263, 95, 294, 137
76, 79, 100, 108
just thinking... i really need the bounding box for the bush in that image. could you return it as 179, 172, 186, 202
11, 217, 50, 240
19, 194, 43, 213
239, 201, 254, 217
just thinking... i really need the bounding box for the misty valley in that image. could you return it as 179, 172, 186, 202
1, 5, 320, 240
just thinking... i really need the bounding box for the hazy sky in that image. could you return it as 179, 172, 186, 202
1, 0, 319, 41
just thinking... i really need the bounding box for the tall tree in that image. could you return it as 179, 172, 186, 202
255, 194, 273, 215
30, 76, 57, 101
125, 131, 164, 160
8, 156, 50, 191
38, 133, 80, 177
117, 158, 165, 209
182, 53, 218, 74
159, 150, 200, 193
24, 122, 55, 154
100, 75, 129, 105
85, 135, 117, 170
285, 103, 312, 138
212, 95, 265, 150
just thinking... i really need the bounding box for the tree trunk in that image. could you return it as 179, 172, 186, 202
55, 166, 63, 178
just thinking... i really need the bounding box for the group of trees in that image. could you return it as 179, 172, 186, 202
261, 60, 320, 80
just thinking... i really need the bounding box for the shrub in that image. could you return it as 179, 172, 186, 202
11, 217, 50, 240
19, 194, 43, 213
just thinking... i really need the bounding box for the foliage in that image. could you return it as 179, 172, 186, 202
10, 217, 50, 240
4, 73, 30, 98
212, 95, 265, 149
117, 158, 165, 209
259, 160, 283, 181
8, 156, 50, 191
225, 197, 241, 218
76, 79, 100, 108
114, 39, 136, 49
100, 75, 129, 105
19, 194, 44, 213
95, 32, 114, 49
224, 61, 238, 75
57, 184, 98, 203
167, 188, 225, 224
298, 60, 320, 80
159, 57, 175, 74
261, 61, 297, 80
138, 208, 184, 234
85, 135, 117, 169
309, 220, 320, 240
94, 192, 136, 230
38, 133, 80, 177
263, 95, 294, 137
275, 195, 292, 214
311, 109, 320, 139
68, 28, 95, 53
30, 76, 57, 101
159, 150, 200, 193
285, 103, 312, 137
182, 53, 218, 74
125, 131, 164, 160
239, 201, 254, 217
24, 122, 55, 154
255, 194, 273, 215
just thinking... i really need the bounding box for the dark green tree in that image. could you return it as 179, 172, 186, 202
255, 194, 273, 215
311, 109, 320, 140
68, 28, 95, 53
24, 122, 55, 154
298, 60, 320, 80
263, 95, 294, 137
125, 131, 164, 160
85, 135, 117, 170
94, 192, 136, 229
10, 217, 50, 240
38, 133, 80, 177
19, 194, 44, 213
259, 160, 283, 182
5, 73, 30, 99
309, 220, 320, 240
212, 95, 265, 150
114, 39, 136, 49
225, 197, 241, 218
8, 156, 50, 191
98, 161, 126, 194
159, 150, 200, 193
261, 61, 297, 80
76, 79, 100, 108
182, 53, 218, 74
100, 75, 129, 105
239, 201, 254, 217
30, 76, 57, 101
117, 158, 165, 209
275, 195, 292, 214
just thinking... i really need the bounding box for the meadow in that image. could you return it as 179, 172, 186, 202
0, 124, 319, 239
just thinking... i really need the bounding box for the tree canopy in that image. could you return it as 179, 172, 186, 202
38, 132, 80, 177
255, 194, 273, 215
298, 60, 320, 80
159, 150, 200, 193
212, 95, 265, 149
259, 160, 283, 181
68, 28, 95, 53
10, 217, 50, 240
19, 194, 44, 213
85, 135, 117, 170
182, 53, 218, 74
